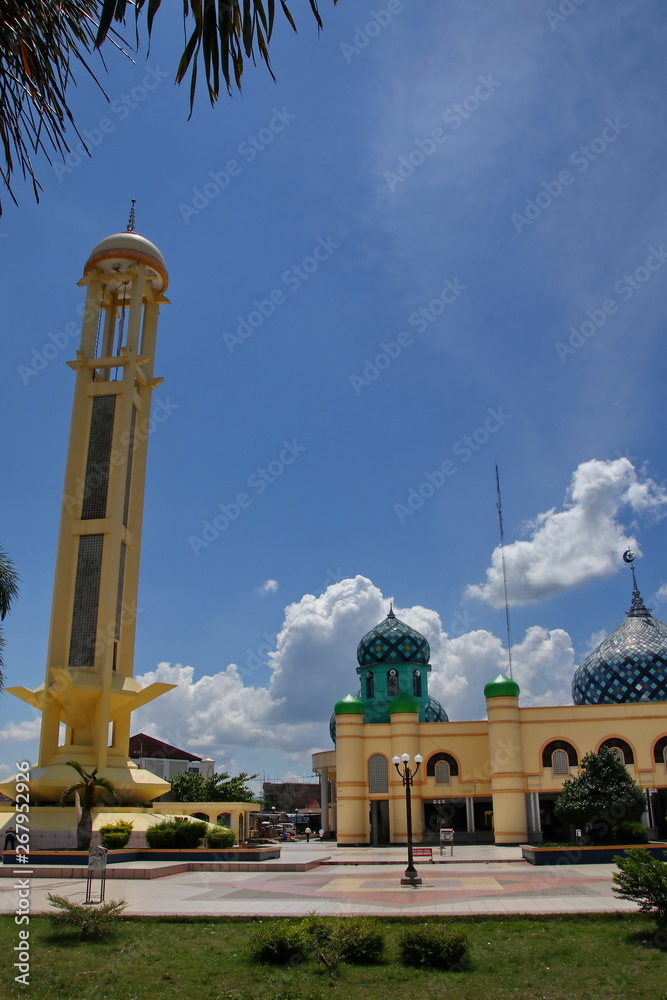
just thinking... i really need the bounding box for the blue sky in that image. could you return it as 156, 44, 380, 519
2, 0, 667, 789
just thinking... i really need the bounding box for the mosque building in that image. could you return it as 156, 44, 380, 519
312, 566, 667, 846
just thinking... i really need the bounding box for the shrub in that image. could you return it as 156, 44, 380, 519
398, 922, 470, 970
47, 894, 126, 940
99, 820, 133, 849
145, 818, 207, 849
613, 821, 649, 844
299, 914, 341, 974
335, 917, 385, 963
205, 825, 236, 848
613, 848, 667, 926
248, 921, 307, 965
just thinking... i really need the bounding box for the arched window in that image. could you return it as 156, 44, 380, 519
599, 738, 634, 765
434, 760, 450, 784
413, 670, 422, 697
368, 754, 388, 794
387, 669, 399, 697
217, 812, 231, 827
365, 671, 374, 699
541, 740, 578, 769
551, 750, 569, 775
426, 752, 459, 778
653, 735, 667, 765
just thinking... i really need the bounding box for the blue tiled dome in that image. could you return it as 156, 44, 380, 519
424, 695, 449, 722
572, 586, 667, 705
357, 608, 430, 666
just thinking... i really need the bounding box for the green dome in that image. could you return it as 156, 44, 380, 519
334, 694, 364, 715
484, 673, 520, 699
388, 692, 420, 714
357, 608, 430, 666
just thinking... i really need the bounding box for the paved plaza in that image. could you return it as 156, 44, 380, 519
0, 843, 640, 918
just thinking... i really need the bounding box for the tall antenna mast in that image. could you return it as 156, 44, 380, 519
495, 464, 514, 679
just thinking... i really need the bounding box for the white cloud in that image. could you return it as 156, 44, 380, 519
0, 718, 41, 743
466, 459, 667, 607
258, 579, 279, 594
134, 575, 577, 774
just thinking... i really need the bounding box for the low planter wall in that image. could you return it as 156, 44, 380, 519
521, 843, 667, 866
2, 847, 281, 866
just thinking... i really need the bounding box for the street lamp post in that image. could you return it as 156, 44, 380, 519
393, 752, 423, 886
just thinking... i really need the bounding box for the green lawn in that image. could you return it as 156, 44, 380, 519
1, 913, 666, 1000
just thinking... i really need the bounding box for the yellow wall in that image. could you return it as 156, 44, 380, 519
322, 697, 667, 845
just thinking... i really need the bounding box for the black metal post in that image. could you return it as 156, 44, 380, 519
394, 754, 422, 887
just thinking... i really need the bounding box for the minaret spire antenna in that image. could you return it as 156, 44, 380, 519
126, 199, 136, 233
623, 548, 651, 617
495, 464, 514, 679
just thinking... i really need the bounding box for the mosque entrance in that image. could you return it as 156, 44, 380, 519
652, 788, 667, 839
538, 793, 571, 842
422, 800, 467, 843
369, 800, 390, 845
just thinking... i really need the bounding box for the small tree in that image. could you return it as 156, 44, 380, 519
554, 746, 646, 842
170, 770, 258, 803
613, 848, 667, 927
0, 546, 19, 690
60, 762, 117, 850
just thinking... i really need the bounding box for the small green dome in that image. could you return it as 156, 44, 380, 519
388, 692, 420, 714
334, 694, 364, 715
484, 673, 520, 699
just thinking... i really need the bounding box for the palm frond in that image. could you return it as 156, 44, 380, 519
97, 0, 337, 114
0, 1, 108, 214
0, 547, 19, 621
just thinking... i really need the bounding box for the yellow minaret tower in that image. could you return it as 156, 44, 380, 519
1, 209, 175, 804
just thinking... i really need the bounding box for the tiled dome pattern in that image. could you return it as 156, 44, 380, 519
572, 593, 667, 705
424, 695, 449, 722
357, 609, 430, 666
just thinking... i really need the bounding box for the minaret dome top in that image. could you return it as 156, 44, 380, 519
83, 231, 168, 294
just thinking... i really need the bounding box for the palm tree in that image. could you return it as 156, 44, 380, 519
60, 761, 117, 850
1, 0, 335, 213
0, 546, 19, 690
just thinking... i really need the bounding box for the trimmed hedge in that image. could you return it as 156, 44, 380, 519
205, 825, 236, 848
398, 922, 470, 970
99, 820, 133, 850
249, 921, 307, 965
613, 821, 649, 844
145, 818, 208, 849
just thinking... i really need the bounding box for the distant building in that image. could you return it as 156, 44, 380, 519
262, 781, 320, 812
129, 733, 216, 781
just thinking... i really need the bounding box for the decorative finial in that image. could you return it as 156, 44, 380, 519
126, 199, 136, 233
623, 548, 651, 617
388, 602, 395, 618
